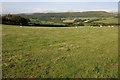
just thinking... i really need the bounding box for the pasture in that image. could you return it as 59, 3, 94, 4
2, 25, 118, 78
95, 17, 118, 24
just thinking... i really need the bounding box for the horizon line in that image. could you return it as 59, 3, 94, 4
2, 10, 118, 14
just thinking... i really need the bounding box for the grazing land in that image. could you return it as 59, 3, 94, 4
2, 25, 118, 78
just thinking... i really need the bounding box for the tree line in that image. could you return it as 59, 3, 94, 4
1, 14, 69, 27
1, 14, 118, 27
1, 14, 29, 26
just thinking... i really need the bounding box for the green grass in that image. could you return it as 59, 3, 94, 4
95, 18, 118, 24
2, 25, 118, 78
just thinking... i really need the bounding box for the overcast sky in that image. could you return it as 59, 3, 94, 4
1, 2, 118, 14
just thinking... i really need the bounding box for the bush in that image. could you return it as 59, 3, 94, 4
90, 23, 99, 26
2, 14, 30, 25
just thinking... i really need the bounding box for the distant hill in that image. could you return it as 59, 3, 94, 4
16, 11, 117, 23
18, 11, 116, 18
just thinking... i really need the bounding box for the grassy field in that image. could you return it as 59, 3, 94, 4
95, 18, 118, 24
2, 25, 118, 78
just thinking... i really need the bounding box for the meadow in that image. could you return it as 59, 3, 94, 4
2, 25, 118, 78
95, 17, 118, 24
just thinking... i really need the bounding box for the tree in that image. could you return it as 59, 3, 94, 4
2, 14, 30, 25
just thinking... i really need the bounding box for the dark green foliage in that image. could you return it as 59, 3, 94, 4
2, 14, 30, 25
0, 15, 2, 24
29, 23, 69, 27
90, 23, 100, 26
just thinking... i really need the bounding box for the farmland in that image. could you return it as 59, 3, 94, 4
2, 25, 118, 78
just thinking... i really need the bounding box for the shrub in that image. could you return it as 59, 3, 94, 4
2, 14, 30, 25
90, 23, 99, 26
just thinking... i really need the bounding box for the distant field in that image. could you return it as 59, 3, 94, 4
2, 25, 118, 78
95, 18, 118, 24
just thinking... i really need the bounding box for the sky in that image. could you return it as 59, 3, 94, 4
1, 0, 120, 2
1, 2, 118, 14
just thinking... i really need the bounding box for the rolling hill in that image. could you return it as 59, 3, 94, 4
17, 11, 116, 19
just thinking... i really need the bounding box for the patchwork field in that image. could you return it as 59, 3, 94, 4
2, 25, 118, 78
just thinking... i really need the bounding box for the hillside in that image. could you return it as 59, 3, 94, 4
18, 11, 116, 20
